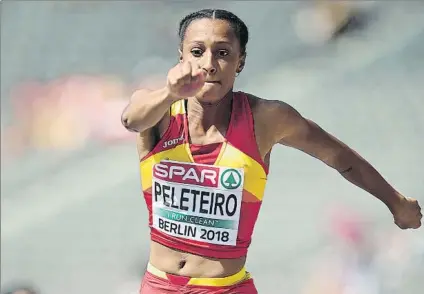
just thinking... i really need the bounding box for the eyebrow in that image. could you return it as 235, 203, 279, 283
188, 40, 233, 46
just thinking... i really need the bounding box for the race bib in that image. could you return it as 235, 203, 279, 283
152, 160, 244, 246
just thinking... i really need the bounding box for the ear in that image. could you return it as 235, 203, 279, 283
178, 48, 183, 62
237, 54, 246, 73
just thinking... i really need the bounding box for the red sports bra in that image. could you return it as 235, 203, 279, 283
139, 92, 269, 258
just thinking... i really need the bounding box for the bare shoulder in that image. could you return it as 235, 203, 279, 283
245, 92, 352, 170
246, 93, 296, 119
246, 93, 303, 144
242, 93, 298, 155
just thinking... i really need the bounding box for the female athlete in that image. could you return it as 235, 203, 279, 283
121, 9, 422, 294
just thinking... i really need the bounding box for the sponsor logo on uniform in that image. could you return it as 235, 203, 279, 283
154, 161, 219, 187
152, 160, 244, 246
163, 134, 184, 148
220, 169, 242, 190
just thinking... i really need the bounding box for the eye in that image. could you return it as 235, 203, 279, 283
191, 48, 203, 57
217, 50, 229, 57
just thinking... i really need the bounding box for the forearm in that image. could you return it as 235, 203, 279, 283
339, 151, 402, 211
121, 87, 177, 132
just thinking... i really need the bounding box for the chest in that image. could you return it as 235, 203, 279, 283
188, 124, 226, 146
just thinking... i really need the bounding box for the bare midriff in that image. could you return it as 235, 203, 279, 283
149, 241, 247, 278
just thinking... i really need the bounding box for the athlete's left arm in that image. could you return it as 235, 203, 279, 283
267, 100, 422, 230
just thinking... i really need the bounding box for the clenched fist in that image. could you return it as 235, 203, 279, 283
167, 61, 206, 99
392, 196, 422, 229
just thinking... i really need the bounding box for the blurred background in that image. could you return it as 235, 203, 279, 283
1, 1, 424, 293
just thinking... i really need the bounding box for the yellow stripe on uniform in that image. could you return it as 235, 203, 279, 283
188, 267, 250, 286
140, 144, 192, 191
141, 142, 267, 200
146, 263, 251, 287
217, 144, 267, 201
170, 100, 185, 116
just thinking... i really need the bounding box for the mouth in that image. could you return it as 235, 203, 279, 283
205, 81, 221, 84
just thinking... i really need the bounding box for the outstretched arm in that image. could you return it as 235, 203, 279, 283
266, 100, 422, 229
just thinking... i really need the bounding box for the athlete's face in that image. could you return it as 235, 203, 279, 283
180, 18, 245, 103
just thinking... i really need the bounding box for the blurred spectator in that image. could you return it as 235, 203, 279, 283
302, 205, 424, 294
1, 73, 163, 163
1, 283, 38, 294
294, 0, 367, 44
4, 290, 37, 294
374, 228, 424, 294
302, 206, 381, 294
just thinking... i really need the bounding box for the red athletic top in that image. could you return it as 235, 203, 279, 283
190, 142, 223, 165
139, 92, 269, 258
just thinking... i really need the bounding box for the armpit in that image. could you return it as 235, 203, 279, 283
136, 111, 171, 160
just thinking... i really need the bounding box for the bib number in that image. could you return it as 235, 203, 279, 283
152, 161, 244, 246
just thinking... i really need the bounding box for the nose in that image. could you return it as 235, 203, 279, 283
201, 51, 217, 75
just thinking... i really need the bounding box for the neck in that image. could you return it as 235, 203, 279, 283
187, 91, 233, 132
